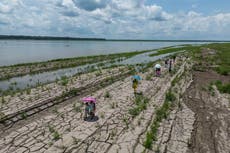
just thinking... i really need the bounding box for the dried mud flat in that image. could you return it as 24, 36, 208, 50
184, 71, 230, 153
0, 54, 229, 153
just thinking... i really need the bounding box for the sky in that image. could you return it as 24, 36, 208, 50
0, 0, 229, 40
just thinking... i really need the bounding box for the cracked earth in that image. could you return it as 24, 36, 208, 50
0, 55, 229, 153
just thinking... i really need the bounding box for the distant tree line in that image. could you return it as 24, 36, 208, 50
0, 35, 229, 42
0, 35, 106, 41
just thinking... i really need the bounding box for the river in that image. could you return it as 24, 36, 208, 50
0, 40, 208, 66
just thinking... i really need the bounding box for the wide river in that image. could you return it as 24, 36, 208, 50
0, 40, 209, 66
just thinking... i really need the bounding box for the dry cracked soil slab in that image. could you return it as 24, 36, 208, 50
0, 57, 190, 153
0, 67, 128, 123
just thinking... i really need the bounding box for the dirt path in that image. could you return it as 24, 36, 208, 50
183, 72, 230, 153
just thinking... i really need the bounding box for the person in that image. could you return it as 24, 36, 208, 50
165, 59, 168, 68
84, 102, 94, 120
156, 67, 161, 76
173, 55, 176, 63
89, 101, 96, 119
84, 102, 90, 120
169, 60, 172, 72
132, 78, 138, 94
154, 64, 161, 77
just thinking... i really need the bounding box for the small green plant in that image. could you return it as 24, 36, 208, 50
216, 66, 229, 75
129, 107, 139, 116
48, 124, 55, 133
144, 132, 153, 149
47, 124, 61, 141
104, 91, 110, 98
48, 142, 53, 146
60, 76, 68, 86
122, 116, 129, 129
165, 91, 176, 102
26, 88, 31, 95
53, 131, 61, 141
20, 112, 27, 119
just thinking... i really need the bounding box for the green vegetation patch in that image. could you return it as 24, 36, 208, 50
129, 94, 149, 117
204, 43, 230, 75
149, 45, 200, 57
144, 90, 176, 149
215, 80, 230, 94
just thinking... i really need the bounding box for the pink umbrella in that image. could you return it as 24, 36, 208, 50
82, 97, 96, 103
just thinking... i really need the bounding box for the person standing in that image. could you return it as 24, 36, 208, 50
169, 60, 172, 72
165, 59, 168, 68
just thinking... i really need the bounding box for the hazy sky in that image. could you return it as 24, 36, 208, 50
0, 0, 229, 40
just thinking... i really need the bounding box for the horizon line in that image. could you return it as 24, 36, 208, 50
0, 35, 229, 42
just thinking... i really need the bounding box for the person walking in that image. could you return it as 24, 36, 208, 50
132, 78, 138, 94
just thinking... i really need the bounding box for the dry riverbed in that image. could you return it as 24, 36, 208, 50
0, 50, 229, 153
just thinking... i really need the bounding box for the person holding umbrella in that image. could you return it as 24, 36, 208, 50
154, 64, 161, 76
132, 75, 141, 94
82, 97, 96, 120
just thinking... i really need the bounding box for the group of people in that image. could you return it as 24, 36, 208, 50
164, 58, 173, 72
132, 56, 177, 94
84, 56, 177, 120
155, 56, 176, 76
